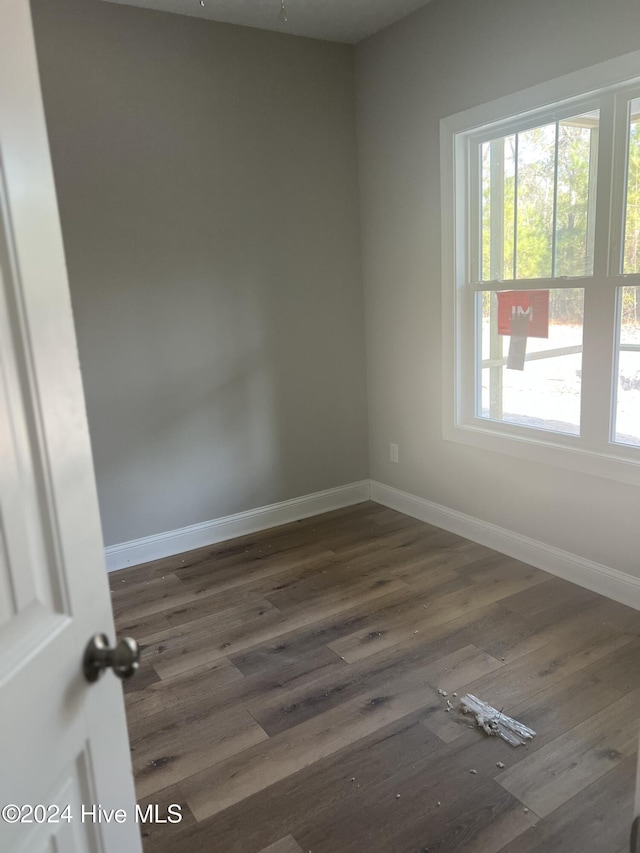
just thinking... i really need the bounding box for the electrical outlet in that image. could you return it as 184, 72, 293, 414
390, 443, 399, 463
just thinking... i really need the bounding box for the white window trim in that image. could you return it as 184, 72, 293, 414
441, 49, 640, 488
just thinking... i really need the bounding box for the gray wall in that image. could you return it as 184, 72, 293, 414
356, 0, 640, 575
31, 0, 368, 546
32, 0, 640, 575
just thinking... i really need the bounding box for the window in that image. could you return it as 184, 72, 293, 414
615, 285, 640, 446
441, 53, 640, 484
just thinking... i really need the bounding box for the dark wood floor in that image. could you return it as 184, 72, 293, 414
110, 501, 640, 853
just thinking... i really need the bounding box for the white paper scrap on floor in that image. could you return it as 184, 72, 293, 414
460, 693, 537, 747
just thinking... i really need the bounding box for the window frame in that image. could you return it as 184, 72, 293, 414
441, 51, 640, 487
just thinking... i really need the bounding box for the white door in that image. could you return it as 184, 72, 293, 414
0, 1, 143, 851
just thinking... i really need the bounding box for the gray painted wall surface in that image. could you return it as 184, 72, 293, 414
31, 0, 368, 546
356, 0, 640, 575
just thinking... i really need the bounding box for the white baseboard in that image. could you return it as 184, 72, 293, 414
106, 476, 640, 610
105, 480, 371, 572
370, 480, 640, 610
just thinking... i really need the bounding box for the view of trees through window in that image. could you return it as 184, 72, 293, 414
624, 99, 640, 276
480, 110, 598, 284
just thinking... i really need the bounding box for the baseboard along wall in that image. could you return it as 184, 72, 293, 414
105, 478, 640, 611
369, 480, 640, 611
104, 480, 371, 572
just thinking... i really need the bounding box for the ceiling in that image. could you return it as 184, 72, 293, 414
102, 0, 435, 44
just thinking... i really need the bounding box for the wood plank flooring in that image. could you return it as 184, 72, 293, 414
109, 502, 640, 852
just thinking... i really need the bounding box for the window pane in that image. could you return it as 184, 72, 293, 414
556, 114, 598, 276
624, 99, 640, 274
614, 286, 640, 445
482, 142, 491, 282
516, 124, 555, 278
479, 288, 584, 434
480, 112, 597, 281
481, 136, 515, 280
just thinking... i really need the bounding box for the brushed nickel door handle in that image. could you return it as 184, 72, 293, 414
83, 633, 140, 683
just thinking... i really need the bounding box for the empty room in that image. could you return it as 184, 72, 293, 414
3, 0, 640, 851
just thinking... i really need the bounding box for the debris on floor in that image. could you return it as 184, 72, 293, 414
460, 693, 536, 747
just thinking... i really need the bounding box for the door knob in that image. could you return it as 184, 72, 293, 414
83, 633, 140, 683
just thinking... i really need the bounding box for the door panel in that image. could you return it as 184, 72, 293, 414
15, 760, 101, 853
0, 2, 142, 851
0, 163, 67, 633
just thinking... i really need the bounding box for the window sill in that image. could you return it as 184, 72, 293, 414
444, 418, 640, 487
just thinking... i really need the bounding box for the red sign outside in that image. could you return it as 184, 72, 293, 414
497, 290, 549, 338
